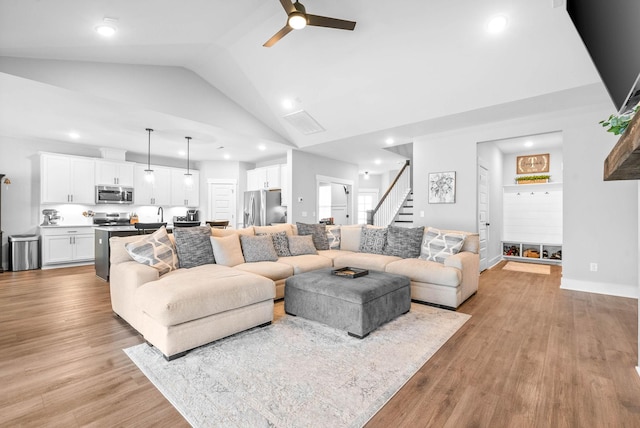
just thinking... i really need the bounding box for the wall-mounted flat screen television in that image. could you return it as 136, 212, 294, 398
567, 0, 640, 114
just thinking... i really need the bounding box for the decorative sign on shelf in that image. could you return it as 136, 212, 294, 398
516, 153, 550, 174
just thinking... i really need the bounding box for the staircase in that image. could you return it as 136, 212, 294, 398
392, 192, 414, 227
369, 160, 413, 227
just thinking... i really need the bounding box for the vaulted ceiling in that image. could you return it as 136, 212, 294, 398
0, 0, 607, 173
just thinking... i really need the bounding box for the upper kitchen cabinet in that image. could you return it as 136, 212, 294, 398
171, 169, 200, 207
134, 164, 171, 206
247, 165, 282, 191
41, 153, 95, 204
95, 160, 134, 186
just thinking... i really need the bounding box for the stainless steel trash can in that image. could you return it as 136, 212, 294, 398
9, 234, 40, 271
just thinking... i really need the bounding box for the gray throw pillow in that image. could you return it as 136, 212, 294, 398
384, 225, 425, 258
240, 235, 278, 262
256, 231, 292, 257
287, 235, 318, 256
173, 226, 215, 268
296, 222, 330, 250
359, 227, 387, 254
125, 227, 179, 275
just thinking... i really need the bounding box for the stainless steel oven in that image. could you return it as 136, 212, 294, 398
95, 185, 134, 204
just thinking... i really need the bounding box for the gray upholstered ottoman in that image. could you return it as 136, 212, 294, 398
284, 268, 411, 338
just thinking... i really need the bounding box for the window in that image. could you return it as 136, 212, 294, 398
357, 189, 379, 224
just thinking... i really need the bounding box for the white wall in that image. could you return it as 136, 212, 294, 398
414, 104, 638, 298
289, 150, 359, 225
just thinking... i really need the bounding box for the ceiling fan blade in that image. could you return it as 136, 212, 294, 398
263, 25, 293, 47
307, 14, 356, 31
279, 0, 296, 14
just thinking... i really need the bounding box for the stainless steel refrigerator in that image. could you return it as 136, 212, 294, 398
243, 189, 286, 226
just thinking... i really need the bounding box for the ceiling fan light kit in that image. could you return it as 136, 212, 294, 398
264, 0, 356, 47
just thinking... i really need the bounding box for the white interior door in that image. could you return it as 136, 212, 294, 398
478, 165, 490, 271
208, 180, 237, 229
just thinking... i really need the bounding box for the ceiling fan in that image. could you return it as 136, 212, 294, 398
264, 0, 356, 47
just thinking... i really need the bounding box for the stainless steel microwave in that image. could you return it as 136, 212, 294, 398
95, 185, 134, 204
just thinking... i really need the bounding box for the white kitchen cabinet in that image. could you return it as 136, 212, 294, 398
134, 165, 171, 206
171, 169, 200, 207
95, 160, 134, 186
41, 153, 95, 204
246, 165, 282, 191
41, 226, 95, 267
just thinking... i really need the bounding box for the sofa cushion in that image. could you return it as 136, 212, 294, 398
296, 222, 329, 250
288, 235, 318, 256
135, 264, 275, 326
340, 225, 363, 251
333, 252, 402, 272
277, 254, 333, 274
125, 227, 179, 275
210, 235, 245, 267
420, 227, 466, 263
384, 225, 425, 258
317, 249, 354, 261
359, 227, 387, 254
173, 226, 215, 268
254, 224, 294, 236
234, 261, 294, 281
211, 226, 255, 237
240, 235, 278, 262
256, 231, 292, 257
385, 258, 461, 287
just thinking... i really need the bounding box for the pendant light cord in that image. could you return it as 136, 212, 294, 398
145, 128, 154, 172
185, 136, 192, 175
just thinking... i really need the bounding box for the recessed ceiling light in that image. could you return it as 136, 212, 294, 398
68, 131, 80, 139
282, 99, 295, 110
258, 144, 266, 151
95, 17, 118, 37
178, 150, 186, 156
524, 141, 533, 147
385, 138, 394, 145
487, 15, 508, 34
223, 154, 230, 160
374, 159, 382, 165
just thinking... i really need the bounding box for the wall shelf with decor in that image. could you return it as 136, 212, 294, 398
502, 242, 562, 265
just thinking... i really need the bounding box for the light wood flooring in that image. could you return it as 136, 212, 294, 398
1, 262, 639, 427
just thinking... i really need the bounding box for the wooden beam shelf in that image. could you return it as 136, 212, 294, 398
604, 110, 640, 181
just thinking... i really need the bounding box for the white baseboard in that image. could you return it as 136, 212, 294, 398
487, 256, 502, 270
560, 278, 638, 299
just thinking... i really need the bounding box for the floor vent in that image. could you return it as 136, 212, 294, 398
283, 110, 325, 135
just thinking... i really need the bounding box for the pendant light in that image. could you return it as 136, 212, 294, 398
144, 128, 154, 182
184, 136, 193, 187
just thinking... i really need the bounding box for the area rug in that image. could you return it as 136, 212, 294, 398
503, 261, 551, 275
124, 303, 470, 428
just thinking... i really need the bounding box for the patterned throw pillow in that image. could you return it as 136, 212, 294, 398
419, 227, 466, 263
359, 227, 387, 254
326, 226, 341, 250
240, 235, 279, 262
256, 231, 292, 257
287, 235, 318, 256
296, 222, 330, 250
173, 226, 215, 268
125, 227, 179, 275
384, 225, 425, 258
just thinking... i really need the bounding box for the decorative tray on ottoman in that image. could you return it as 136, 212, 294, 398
331, 267, 369, 278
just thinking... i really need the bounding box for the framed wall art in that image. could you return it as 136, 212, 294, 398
428, 171, 456, 204
516, 153, 549, 174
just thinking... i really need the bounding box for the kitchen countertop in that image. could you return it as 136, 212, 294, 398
39, 224, 95, 228
94, 224, 174, 231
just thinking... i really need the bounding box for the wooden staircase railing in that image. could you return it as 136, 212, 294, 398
368, 160, 411, 226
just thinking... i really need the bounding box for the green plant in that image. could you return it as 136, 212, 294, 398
600, 103, 639, 135
515, 174, 550, 181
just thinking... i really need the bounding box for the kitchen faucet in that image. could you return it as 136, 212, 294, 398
157, 206, 163, 222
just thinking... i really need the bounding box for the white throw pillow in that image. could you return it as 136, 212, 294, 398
419, 227, 466, 263
340, 225, 363, 252
125, 227, 178, 275
210, 235, 245, 266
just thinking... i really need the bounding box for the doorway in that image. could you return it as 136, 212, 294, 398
316, 175, 354, 225
477, 165, 489, 271
207, 179, 237, 228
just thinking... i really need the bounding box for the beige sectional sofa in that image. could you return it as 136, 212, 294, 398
109, 223, 478, 360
